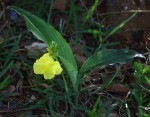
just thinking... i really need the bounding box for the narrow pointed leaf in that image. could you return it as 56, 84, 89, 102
59, 56, 78, 91
0, 76, 13, 90
8, 6, 78, 90
80, 49, 144, 73
8, 6, 77, 69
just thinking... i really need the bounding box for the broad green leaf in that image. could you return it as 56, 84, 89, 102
59, 56, 78, 91
80, 49, 144, 73
8, 6, 77, 68
8, 6, 78, 89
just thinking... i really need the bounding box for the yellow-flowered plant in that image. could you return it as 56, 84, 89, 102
33, 42, 62, 79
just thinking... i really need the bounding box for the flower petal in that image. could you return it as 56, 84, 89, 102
33, 53, 54, 74
33, 53, 63, 79
38, 53, 54, 62
43, 61, 63, 79
52, 61, 63, 75
43, 69, 55, 79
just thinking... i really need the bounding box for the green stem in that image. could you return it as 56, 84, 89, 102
62, 74, 69, 92
62, 74, 73, 105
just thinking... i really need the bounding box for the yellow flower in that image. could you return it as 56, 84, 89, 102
33, 53, 62, 79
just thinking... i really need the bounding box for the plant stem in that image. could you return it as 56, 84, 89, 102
62, 74, 69, 92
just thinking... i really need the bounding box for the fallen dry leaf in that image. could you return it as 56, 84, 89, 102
72, 45, 86, 65
25, 42, 47, 57
52, 0, 68, 10
74, 54, 86, 65
106, 83, 129, 94
25, 42, 46, 51
108, 113, 120, 117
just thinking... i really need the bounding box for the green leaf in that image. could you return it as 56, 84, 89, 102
143, 65, 150, 74
144, 76, 150, 85
105, 11, 138, 40
8, 6, 77, 68
0, 61, 14, 78
133, 62, 143, 73
83, 0, 101, 24
88, 96, 100, 117
144, 114, 150, 117
59, 56, 78, 91
47, 114, 66, 117
0, 76, 13, 90
80, 49, 144, 73
96, 11, 138, 52
133, 62, 143, 83
8, 6, 78, 90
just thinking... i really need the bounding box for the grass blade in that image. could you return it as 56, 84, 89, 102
83, 0, 101, 24
0, 76, 13, 90
105, 11, 138, 40
0, 61, 14, 78
88, 96, 100, 117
